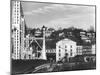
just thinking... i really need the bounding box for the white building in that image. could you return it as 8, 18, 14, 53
12, 1, 25, 59
45, 28, 55, 37
35, 28, 41, 36
80, 31, 86, 37
92, 44, 96, 54
56, 38, 77, 61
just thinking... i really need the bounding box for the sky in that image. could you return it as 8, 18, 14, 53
21, 1, 95, 30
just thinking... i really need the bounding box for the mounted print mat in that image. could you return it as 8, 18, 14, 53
11, 0, 96, 75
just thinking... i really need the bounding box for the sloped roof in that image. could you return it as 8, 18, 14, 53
56, 38, 76, 44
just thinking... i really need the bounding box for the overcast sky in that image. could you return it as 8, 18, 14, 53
21, 2, 95, 30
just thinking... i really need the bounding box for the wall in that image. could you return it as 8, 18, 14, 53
56, 39, 76, 61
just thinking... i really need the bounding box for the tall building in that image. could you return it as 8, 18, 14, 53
20, 3, 25, 59
12, 1, 25, 59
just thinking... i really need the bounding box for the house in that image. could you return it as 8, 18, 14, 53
59, 32, 65, 37
45, 30, 52, 37
80, 35, 91, 43
56, 38, 77, 61
34, 28, 41, 36
82, 45, 92, 55
87, 32, 92, 38
46, 49, 56, 61
80, 31, 86, 37
45, 28, 55, 37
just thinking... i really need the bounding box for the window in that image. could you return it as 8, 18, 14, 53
65, 49, 67, 52
17, 41, 19, 43
70, 50, 72, 56
59, 49, 61, 52
17, 10, 19, 13
70, 45, 72, 48
65, 45, 67, 48
59, 53, 61, 56
17, 46, 18, 49
59, 46, 61, 48
14, 3, 16, 6
14, 9, 16, 12
70, 52, 72, 56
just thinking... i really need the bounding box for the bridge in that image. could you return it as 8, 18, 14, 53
23, 26, 48, 60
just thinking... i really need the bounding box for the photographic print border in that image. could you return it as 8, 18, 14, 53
10, 0, 96, 75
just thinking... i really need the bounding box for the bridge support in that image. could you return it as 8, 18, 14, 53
41, 26, 47, 60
